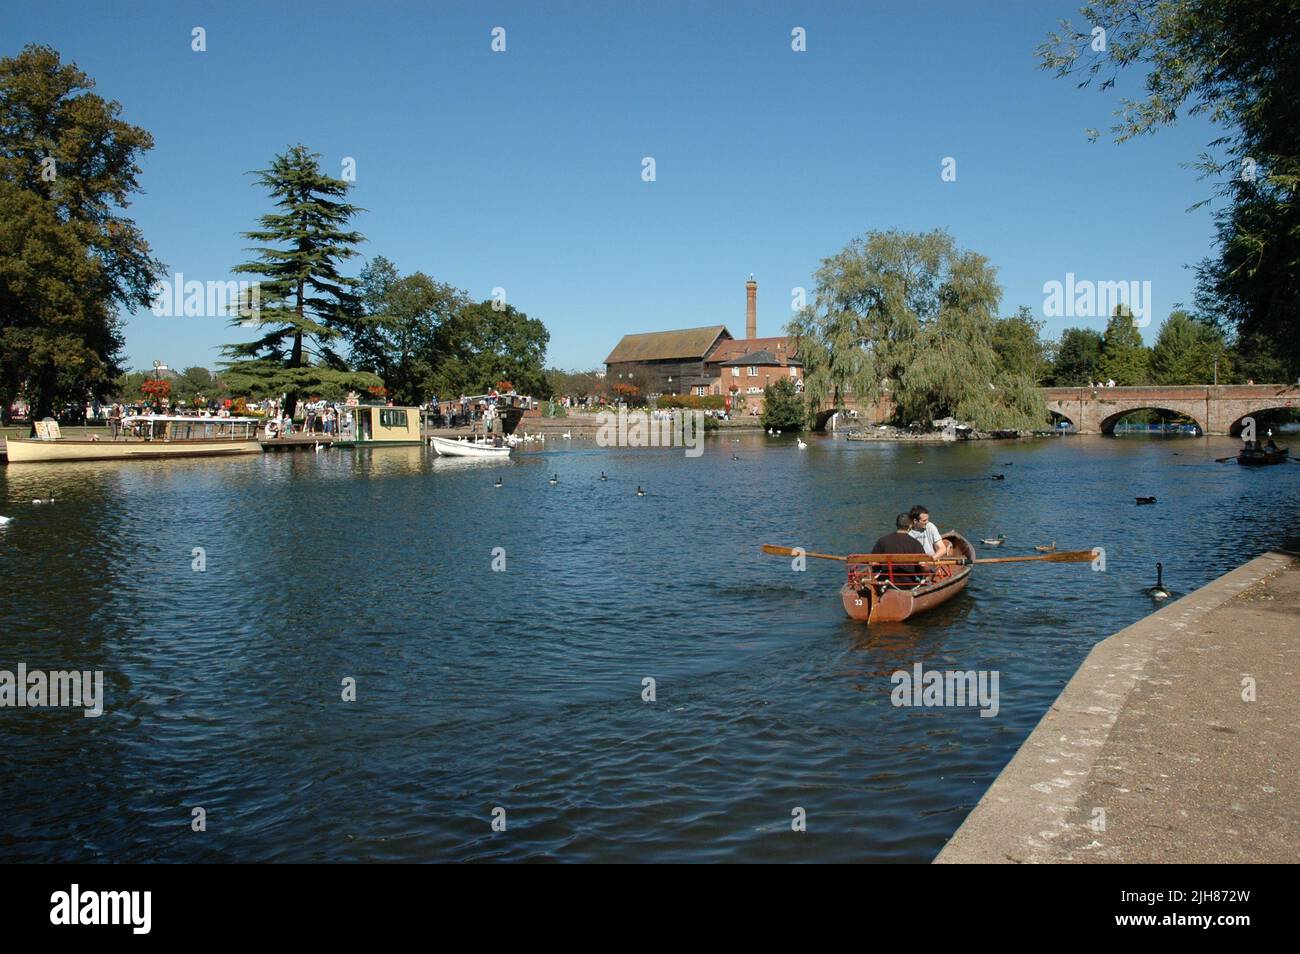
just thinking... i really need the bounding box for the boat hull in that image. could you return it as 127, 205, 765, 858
1237, 448, 1289, 466
840, 532, 975, 623
5, 437, 263, 463
429, 435, 511, 458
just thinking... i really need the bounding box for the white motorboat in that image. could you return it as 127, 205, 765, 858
429, 435, 512, 458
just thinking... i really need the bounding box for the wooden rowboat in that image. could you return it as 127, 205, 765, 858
840, 532, 976, 623
1236, 446, 1289, 466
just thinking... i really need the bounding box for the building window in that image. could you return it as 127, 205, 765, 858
747, 366, 757, 377
379, 409, 408, 429
731, 367, 739, 378
789, 366, 797, 377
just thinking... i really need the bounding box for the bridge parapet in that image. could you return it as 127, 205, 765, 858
1041, 384, 1300, 435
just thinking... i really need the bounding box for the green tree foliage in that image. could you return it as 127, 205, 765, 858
0, 45, 163, 425
993, 306, 1049, 382
1150, 310, 1230, 384
1098, 306, 1151, 385
1040, 0, 1300, 377
760, 377, 807, 431
1049, 328, 1104, 385
428, 301, 550, 399
546, 368, 604, 400
350, 256, 470, 405
789, 229, 1047, 429
221, 145, 378, 409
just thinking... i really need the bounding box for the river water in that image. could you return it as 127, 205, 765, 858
1, 433, 1296, 862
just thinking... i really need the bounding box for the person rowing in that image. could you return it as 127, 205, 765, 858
908, 504, 953, 560
871, 513, 929, 588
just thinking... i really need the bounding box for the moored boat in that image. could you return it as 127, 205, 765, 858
840, 532, 975, 623
5, 416, 262, 464
429, 435, 511, 458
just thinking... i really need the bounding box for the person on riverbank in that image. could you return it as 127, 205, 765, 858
909, 505, 952, 559
872, 513, 929, 587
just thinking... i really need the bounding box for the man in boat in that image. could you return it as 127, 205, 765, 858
908, 505, 953, 560
871, 513, 930, 588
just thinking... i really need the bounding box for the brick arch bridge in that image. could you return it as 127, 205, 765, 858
1042, 384, 1300, 435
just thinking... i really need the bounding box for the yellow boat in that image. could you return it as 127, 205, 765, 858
4, 415, 263, 463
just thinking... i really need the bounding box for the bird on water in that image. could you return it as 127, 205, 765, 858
1148, 562, 1170, 600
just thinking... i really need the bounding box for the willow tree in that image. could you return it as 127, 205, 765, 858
0, 45, 163, 425
222, 145, 378, 412
789, 229, 1047, 429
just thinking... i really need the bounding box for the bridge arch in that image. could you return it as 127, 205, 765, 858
1228, 406, 1300, 437
1048, 410, 1077, 431
1098, 406, 1206, 436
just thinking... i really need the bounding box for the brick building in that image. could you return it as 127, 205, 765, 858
603, 276, 803, 411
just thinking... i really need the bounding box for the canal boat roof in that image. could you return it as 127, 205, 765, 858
122, 414, 261, 423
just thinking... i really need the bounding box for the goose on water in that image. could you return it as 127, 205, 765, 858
549, 474, 559, 485
636, 486, 646, 496
494, 477, 503, 488
990, 474, 1005, 481
1135, 496, 1157, 505
599, 472, 608, 481
1148, 562, 1170, 600
1034, 540, 1056, 553
980, 534, 1005, 546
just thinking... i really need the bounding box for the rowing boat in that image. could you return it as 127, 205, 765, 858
840, 532, 976, 623
429, 435, 511, 458
1236, 446, 1289, 466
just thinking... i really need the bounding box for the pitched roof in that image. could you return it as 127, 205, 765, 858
604, 326, 731, 364
720, 348, 784, 367
707, 336, 799, 365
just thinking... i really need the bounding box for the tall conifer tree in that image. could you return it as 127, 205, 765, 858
222, 145, 377, 413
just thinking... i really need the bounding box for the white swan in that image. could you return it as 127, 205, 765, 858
797, 438, 807, 449
0, 515, 13, 525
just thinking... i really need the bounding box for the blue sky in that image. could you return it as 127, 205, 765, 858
4, 0, 1222, 372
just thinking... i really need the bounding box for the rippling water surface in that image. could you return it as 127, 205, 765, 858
1, 433, 1296, 862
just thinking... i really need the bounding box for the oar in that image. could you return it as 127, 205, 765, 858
761, 544, 1097, 565
1215, 455, 1238, 462
760, 544, 846, 562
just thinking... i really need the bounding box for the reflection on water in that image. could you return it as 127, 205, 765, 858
1, 435, 1297, 861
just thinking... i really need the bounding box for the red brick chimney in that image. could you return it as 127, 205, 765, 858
745, 274, 757, 340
